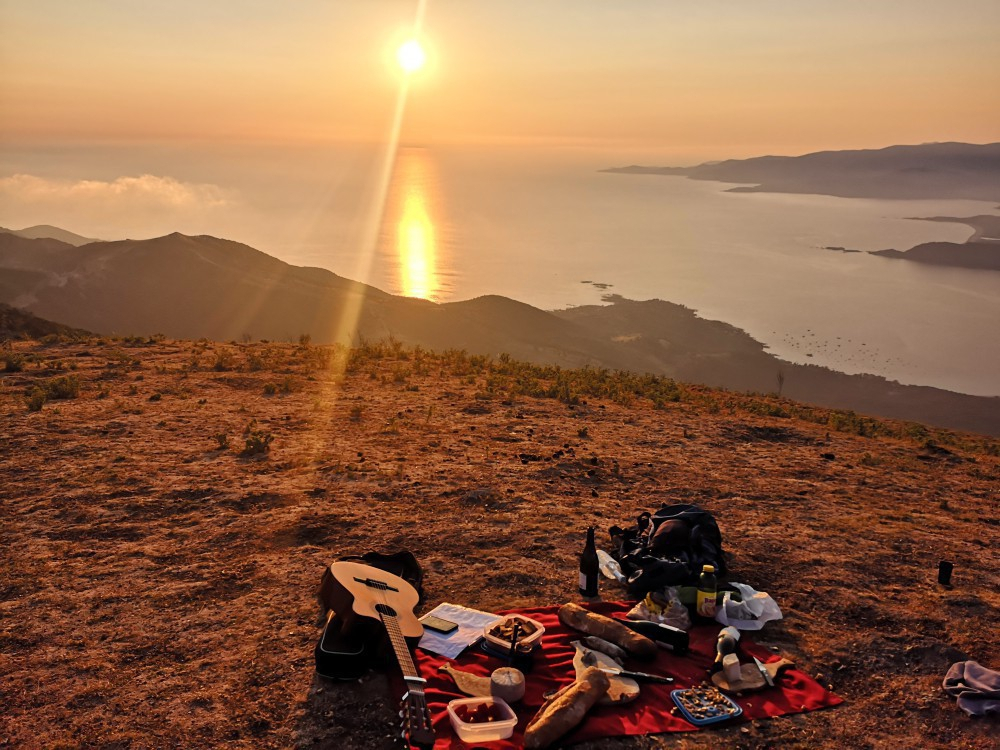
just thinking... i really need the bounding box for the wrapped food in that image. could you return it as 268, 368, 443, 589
579, 636, 626, 665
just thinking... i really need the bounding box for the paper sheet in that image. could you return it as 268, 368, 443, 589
417, 602, 499, 659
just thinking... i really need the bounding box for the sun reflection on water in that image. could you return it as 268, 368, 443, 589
384, 148, 444, 301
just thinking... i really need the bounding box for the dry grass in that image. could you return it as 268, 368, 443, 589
0, 338, 997, 749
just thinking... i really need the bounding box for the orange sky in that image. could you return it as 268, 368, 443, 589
2, 1, 999, 158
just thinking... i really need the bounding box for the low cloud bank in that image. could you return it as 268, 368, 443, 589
0, 173, 233, 239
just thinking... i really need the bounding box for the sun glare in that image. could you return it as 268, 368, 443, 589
397, 39, 426, 74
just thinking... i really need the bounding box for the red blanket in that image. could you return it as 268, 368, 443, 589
415, 601, 841, 748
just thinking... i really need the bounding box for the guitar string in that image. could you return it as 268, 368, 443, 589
370, 574, 431, 736
374, 578, 419, 680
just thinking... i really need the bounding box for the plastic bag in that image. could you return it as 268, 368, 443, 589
714, 582, 782, 630
626, 586, 691, 631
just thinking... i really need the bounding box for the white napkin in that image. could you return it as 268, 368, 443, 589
714, 582, 783, 631
417, 602, 499, 659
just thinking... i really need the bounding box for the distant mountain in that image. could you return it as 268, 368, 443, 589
1, 231, 997, 435
0, 224, 99, 246
604, 142, 1000, 201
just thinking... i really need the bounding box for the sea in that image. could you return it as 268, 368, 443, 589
2, 142, 998, 396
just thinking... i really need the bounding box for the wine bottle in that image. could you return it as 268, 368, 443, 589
617, 618, 690, 654
579, 526, 599, 598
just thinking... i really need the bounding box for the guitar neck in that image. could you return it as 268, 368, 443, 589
381, 609, 422, 685
381, 609, 435, 749
336, 563, 435, 749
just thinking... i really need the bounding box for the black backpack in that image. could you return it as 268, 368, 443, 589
609, 504, 726, 599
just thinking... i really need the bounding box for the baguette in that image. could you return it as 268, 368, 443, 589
523, 666, 610, 749
558, 603, 657, 661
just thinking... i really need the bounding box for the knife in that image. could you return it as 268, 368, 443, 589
599, 667, 674, 684
753, 656, 774, 687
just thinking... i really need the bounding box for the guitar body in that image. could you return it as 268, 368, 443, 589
321, 561, 436, 749
326, 561, 424, 641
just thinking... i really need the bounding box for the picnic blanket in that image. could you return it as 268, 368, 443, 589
414, 601, 841, 748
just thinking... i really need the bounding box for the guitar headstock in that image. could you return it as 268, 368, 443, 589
399, 686, 435, 750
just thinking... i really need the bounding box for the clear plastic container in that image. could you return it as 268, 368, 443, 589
446, 696, 517, 742
483, 614, 546, 653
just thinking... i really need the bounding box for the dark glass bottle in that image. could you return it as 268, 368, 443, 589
619, 618, 690, 654
579, 526, 599, 598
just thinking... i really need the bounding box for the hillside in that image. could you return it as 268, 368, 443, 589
871, 215, 1000, 271
0, 302, 91, 341
2, 231, 998, 435
603, 142, 1000, 201
1, 337, 997, 749
871, 241, 1000, 270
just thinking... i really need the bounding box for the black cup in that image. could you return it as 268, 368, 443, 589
937, 560, 953, 585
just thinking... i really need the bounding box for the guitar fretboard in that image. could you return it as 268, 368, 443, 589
369, 580, 421, 684
349, 568, 434, 749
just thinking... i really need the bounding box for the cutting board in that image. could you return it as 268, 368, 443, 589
711, 657, 795, 693
572, 644, 639, 705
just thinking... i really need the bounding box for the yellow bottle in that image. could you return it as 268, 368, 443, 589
696, 564, 717, 618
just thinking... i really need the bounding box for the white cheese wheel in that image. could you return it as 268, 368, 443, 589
490, 667, 526, 703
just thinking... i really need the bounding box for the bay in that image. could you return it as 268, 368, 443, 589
2, 142, 998, 396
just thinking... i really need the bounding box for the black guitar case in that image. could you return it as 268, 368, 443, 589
314, 550, 424, 680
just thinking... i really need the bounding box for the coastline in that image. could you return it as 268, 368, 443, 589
870, 215, 1000, 271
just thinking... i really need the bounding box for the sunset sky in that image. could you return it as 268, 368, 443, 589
3, 0, 999, 156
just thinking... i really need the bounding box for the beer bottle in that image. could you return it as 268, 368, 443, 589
579, 526, 599, 598
696, 564, 717, 617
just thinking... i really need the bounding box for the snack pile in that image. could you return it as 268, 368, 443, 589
670, 686, 743, 726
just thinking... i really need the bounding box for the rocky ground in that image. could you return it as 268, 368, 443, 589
1, 337, 997, 749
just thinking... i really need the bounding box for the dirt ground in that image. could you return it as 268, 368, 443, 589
1, 338, 997, 749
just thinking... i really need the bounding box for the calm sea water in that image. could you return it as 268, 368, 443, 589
3, 143, 998, 396
357, 147, 1000, 397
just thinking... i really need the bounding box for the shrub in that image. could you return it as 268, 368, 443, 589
3, 353, 25, 373
44, 375, 81, 400
242, 428, 273, 456
213, 349, 236, 372
246, 352, 266, 372
214, 433, 230, 450
25, 386, 46, 411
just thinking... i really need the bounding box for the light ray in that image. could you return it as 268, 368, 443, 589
297, 0, 430, 464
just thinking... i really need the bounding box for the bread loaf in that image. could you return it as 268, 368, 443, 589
523, 666, 610, 749
558, 603, 657, 661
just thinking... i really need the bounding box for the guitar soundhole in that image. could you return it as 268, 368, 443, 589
375, 603, 397, 618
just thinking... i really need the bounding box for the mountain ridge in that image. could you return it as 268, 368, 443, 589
603, 141, 1000, 201
1, 229, 998, 435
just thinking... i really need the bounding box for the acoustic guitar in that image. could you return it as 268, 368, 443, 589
325, 561, 435, 749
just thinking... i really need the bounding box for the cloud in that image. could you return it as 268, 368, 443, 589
0, 173, 234, 239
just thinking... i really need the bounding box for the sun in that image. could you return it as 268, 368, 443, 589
396, 39, 426, 74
